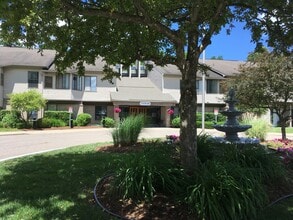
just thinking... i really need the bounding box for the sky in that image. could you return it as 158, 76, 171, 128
203, 22, 257, 61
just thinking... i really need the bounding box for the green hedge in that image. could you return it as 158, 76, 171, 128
76, 113, 92, 126
171, 113, 226, 128
44, 111, 71, 125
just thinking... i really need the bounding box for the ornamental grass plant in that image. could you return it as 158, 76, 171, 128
242, 117, 271, 141
111, 114, 145, 147
109, 133, 289, 219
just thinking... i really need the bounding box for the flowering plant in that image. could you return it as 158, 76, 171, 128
267, 138, 293, 149
277, 147, 293, 166
114, 107, 121, 113
167, 108, 174, 115
267, 139, 293, 167
166, 134, 179, 144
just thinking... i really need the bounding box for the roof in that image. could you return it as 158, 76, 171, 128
0, 47, 245, 77
47, 57, 107, 73
154, 59, 245, 78
0, 46, 55, 68
111, 77, 176, 103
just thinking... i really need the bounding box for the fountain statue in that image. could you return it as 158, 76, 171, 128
213, 88, 258, 143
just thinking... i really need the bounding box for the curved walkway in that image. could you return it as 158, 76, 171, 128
0, 127, 292, 162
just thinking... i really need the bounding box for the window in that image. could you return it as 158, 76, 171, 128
121, 66, 129, 77
85, 76, 97, 91
56, 74, 70, 89
28, 71, 39, 88
72, 75, 82, 90
196, 80, 202, 94
44, 76, 53, 88
206, 79, 218, 94
0, 73, 3, 86
95, 105, 107, 121
130, 63, 138, 77
140, 62, 147, 77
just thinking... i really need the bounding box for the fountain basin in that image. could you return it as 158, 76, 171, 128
209, 136, 260, 144
213, 124, 251, 133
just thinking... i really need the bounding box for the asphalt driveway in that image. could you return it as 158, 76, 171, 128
0, 127, 291, 162
0, 127, 180, 162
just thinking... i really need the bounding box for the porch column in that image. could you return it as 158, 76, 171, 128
78, 102, 84, 115
162, 106, 172, 127
113, 105, 120, 123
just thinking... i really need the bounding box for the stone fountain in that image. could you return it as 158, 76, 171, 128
213, 88, 258, 143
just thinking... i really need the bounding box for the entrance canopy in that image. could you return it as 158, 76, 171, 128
110, 78, 176, 106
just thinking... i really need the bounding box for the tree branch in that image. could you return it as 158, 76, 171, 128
62, 0, 182, 46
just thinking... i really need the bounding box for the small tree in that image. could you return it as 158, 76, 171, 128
229, 52, 293, 140
8, 90, 47, 122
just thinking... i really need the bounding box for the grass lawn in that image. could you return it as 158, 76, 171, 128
0, 128, 19, 132
269, 127, 293, 134
0, 143, 120, 220
0, 142, 292, 219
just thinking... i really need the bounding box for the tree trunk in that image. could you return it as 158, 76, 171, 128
179, 58, 199, 174
280, 119, 287, 140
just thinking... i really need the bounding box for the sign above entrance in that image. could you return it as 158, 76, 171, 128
139, 101, 151, 106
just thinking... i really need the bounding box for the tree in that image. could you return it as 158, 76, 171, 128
228, 52, 293, 140
0, 0, 291, 172
210, 55, 224, 60
8, 90, 47, 122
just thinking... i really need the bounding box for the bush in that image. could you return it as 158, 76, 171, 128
197, 112, 226, 123
102, 117, 115, 128
0, 110, 12, 121
44, 111, 70, 125
36, 118, 52, 128
196, 121, 215, 129
171, 116, 180, 128
47, 118, 66, 127
113, 142, 187, 201
171, 116, 218, 129
76, 113, 92, 126
1, 112, 24, 128
111, 114, 145, 147
186, 160, 267, 220
242, 117, 271, 141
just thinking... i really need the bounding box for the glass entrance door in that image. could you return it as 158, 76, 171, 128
129, 106, 147, 115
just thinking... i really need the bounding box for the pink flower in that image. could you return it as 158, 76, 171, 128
167, 108, 174, 115
114, 107, 121, 113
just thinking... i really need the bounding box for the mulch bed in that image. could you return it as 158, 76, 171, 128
94, 144, 293, 220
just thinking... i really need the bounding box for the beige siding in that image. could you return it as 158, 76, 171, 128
0, 67, 3, 107
83, 104, 95, 123
3, 67, 42, 98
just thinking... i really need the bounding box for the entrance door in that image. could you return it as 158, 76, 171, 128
129, 106, 147, 115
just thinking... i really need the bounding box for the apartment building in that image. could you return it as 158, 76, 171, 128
0, 46, 245, 127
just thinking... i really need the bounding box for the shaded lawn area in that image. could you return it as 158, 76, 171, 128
0, 142, 292, 219
0, 143, 119, 220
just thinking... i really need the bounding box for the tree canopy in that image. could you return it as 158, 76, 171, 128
8, 90, 47, 122
0, 0, 292, 172
228, 52, 293, 139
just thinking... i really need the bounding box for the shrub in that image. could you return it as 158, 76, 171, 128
0, 110, 11, 121
196, 121, 215, 129
47, 118, 66, 127
36, 118, 52, 128
186, 160, 267, 220
242, 117, 271, 141
111, 114, 145, 147
102, 117, 115, 128
113, 142, 187, 201
1, 112, 23, 128
171, 116, 180, 128
44, 111, 70, 125
76, 113, 92, 126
